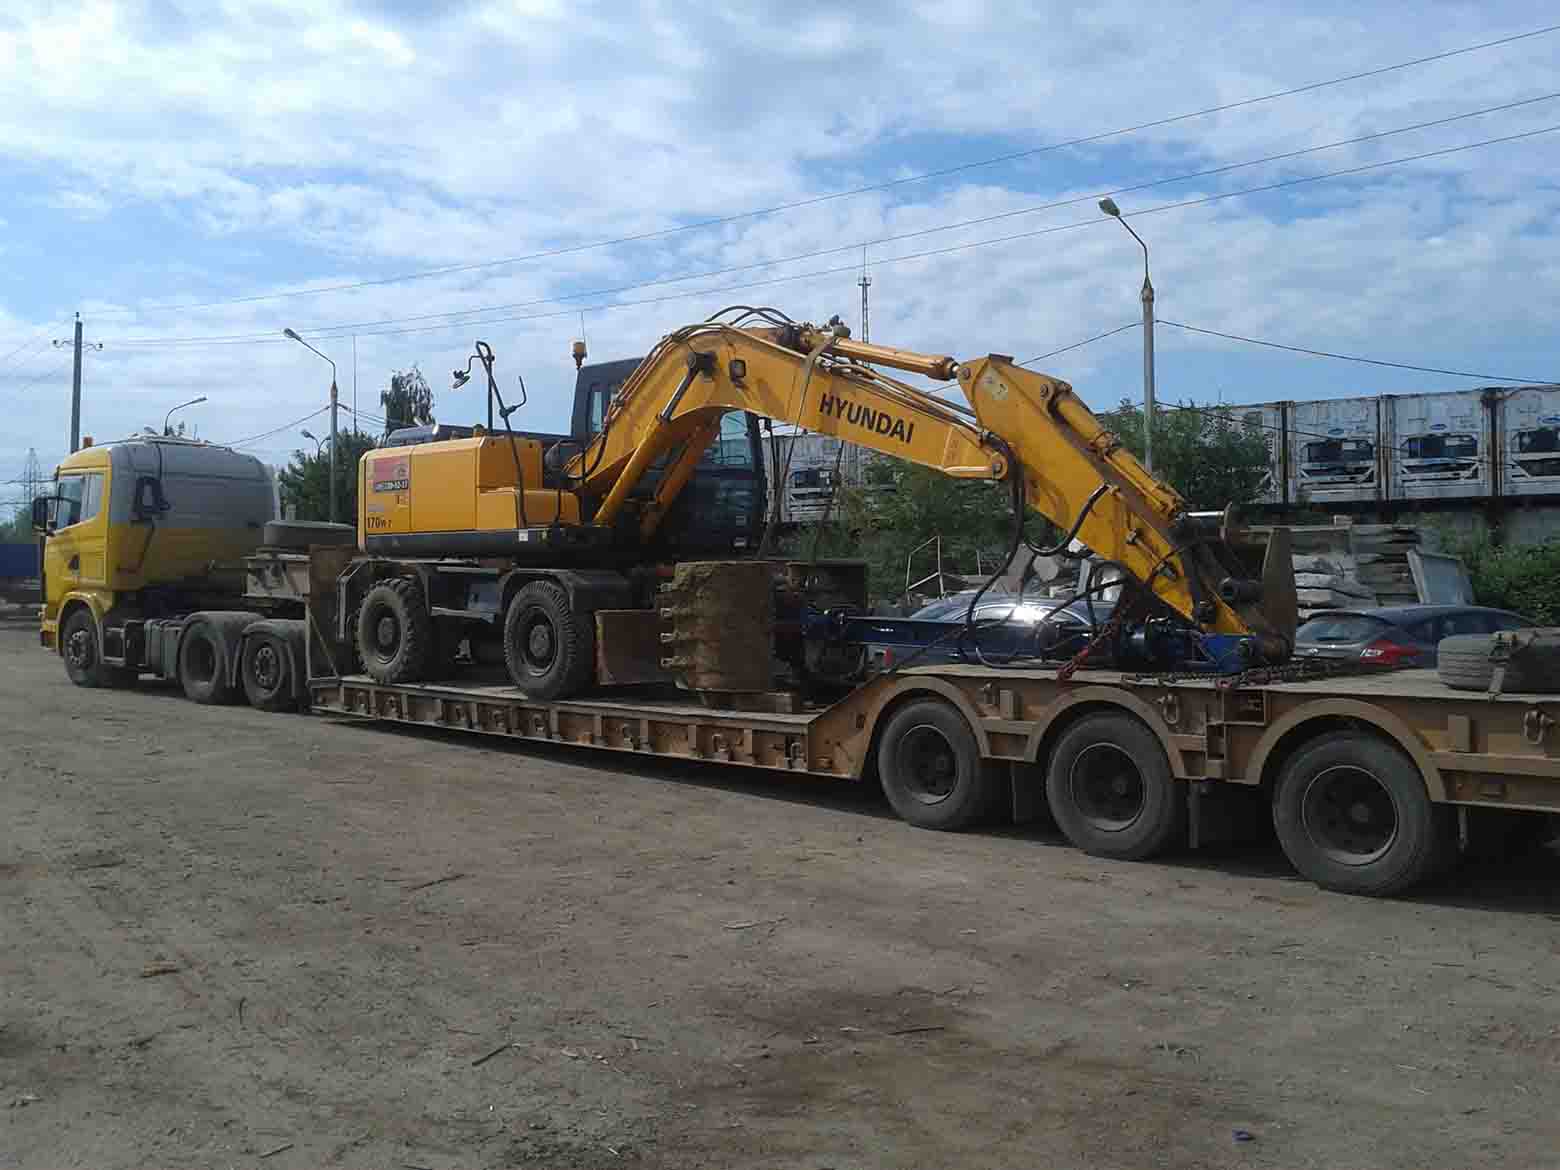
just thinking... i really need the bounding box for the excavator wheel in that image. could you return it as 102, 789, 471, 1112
503, 581, 594, 701
356, 578, 434, 685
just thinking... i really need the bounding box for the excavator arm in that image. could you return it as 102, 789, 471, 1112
567, 317, 1295, 661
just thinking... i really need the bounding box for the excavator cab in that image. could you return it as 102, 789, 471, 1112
571, 357, 767, 557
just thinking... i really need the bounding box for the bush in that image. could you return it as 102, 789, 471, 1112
1439, 525, 1560, 625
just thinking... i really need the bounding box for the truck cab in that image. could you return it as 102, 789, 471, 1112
37, 437, 275, 679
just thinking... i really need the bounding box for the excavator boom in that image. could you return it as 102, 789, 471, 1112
567, 317, 1295, 661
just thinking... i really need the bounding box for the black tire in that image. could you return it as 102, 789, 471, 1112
877, 698, 1000, 830
179, 622, 237, 704
1045, 712, 1185, 860
503, 581, 594, 700
1438, 630, 1560, 693
241, 632, 297, 712
1272, 733, 1452, 896
356, 578, 433, 685
60, 608, 135, 689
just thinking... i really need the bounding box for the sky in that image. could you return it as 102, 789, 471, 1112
1, 0, 1558, 487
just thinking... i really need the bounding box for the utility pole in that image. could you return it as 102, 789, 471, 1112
52, 314, 100, 454
857, 247, 872, 344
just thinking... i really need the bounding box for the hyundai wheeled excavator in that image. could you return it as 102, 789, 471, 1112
352, 308, 1296, 699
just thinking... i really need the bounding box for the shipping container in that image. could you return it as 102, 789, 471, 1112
1497, 384, 1560, 498
762, 431, 882, 525
1387, 390, 1490, 502
1237, 401, 1289, 505
1288, 397, 1382, 505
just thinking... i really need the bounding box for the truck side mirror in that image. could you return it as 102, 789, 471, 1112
131, 475, 170, 521
31, 496, 50, 532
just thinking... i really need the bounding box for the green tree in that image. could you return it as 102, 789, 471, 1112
380, 366, 434, 436
1102, 399, 1272, 510
785, 459, 1058, 605
277, 429, 380, 522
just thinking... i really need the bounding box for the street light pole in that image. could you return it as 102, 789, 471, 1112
300, 428, 326, 457
1098, 198, 1156, 473
163, 395, 208, 436
283, 329, 339, 524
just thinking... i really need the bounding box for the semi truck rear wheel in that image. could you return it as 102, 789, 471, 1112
61, 608, 134, 689
179, 622, 237, 704
356, 578, 433, 685
1044, 712, 1185, 860
1272, 733, 1451, 896
877, 698, 999, 830
503, 581, 594, 700
241, 631, 297, 712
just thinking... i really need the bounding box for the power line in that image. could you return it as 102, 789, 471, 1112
2, 352, 72, 397
91, 23, 1560, 319
1021, 322, 1141, 365
0, 322, 65, 372
246, 120, 1560, 346
107, 92, 1560, 350
225, 405, 330, 450
1158, 319, 1553, 383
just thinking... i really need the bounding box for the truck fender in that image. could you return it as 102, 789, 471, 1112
54, 591, 111, 656
179, 611, 264, 689
1022, 686, 1189, 777
240, 618, 309, 702
1245, 699, 1448, 802
859, 675, 996, 768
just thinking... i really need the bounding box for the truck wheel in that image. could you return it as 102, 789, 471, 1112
1272, 733, 1451, 896
503, 581, 594, 700
1045, 712, 1185, 860
356, 578, 433, 685
179, 622, 237, 704
877, 698, 999, 830
61, 608, 134, 689
241, 632, 297, 712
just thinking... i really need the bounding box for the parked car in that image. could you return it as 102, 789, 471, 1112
1293, 605, 1534, 668
862, 590, 1113, 670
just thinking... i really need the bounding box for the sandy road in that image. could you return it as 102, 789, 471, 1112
1, 620, 1558, 1169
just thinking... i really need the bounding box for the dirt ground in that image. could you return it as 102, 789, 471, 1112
2, 619, 1559, 1169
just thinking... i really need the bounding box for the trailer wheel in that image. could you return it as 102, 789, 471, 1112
1045, 712, 1185, 860
241, 632, 297, 712
61, 608, 134, 689
356, 578, 433, 685
877, 698, 999, 830
1272, 733, 1451, 896
179, 622, 237, 704
503, 581, 593, 700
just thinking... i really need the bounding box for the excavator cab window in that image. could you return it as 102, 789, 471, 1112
573, 356, 767, 553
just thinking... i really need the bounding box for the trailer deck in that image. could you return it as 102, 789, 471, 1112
311, 662, 1560, 814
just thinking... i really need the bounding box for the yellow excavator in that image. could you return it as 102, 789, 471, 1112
353, 308, 1296, 698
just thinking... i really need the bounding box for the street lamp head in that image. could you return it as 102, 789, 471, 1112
301, 429, 317, 442
1098, 197, 1122, 218
189, 395, 209, 407
283, 328, 301, 341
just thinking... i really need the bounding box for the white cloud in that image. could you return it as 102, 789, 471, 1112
1, 0, 1558, 477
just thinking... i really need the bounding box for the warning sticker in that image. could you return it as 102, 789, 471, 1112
371, 454, 410, 493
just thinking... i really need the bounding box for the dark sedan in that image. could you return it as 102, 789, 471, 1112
863, 591, 1111, 670
1293, 604, 1533, 668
